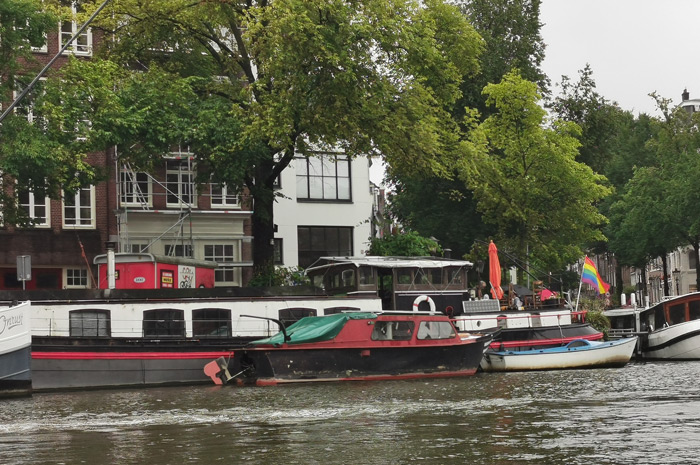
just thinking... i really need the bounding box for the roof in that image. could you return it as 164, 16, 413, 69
93, 253, 218, 268
305, 256, 473, 273
250, 312, 378, 346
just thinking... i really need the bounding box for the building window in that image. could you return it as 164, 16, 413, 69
278, 307, 316, 327
17, 188, 50, 227
69, 310, 110, 337
66, 268, 88, 288
13, 79, 46, 127
274, 238, 283, 265
165, 157, 195, 207
120, 169, 151, 206
164, 243, 192, 258
128, 243, 149, 253
193, 308, 232, 337
210, 184, 239, 208
204, 244, 238, 285
296, 155, 351, 201
60, 2, 92, 55
143, 309, 185, 337
63, 186, 95, 228
297, 226, 352, 268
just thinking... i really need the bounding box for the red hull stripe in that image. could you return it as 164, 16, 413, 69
254, 369, 478, 386
32, 351, 232, 360
490, 332, 603, 350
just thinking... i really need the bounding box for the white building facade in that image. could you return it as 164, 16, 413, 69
274, 153, 376, 269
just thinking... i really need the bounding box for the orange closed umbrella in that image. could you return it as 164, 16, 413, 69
488, 241, 504, 301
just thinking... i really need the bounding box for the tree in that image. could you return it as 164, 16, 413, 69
0, 0, 54, 94
42, 0, 484, 274
387, 0, 547, 259
0, 1, 92, 225
460, 71, 611, 271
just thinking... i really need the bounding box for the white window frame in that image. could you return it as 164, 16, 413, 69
203, 243, 241, 286
62, 186, 95, 228
119, 168, 152, 207
296, 154, 351, 201
210, 183, 239, 209
15, 20, 48, 53
60, 2, 92, 56
13, 78, 46, 126
18, 188, 50, 228
165, 148, 196, 207
65, 268, 89, 288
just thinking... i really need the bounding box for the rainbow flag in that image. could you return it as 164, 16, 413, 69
582, 256, 610, 295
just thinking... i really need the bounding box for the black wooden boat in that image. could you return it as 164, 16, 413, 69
204, 312, 492, 386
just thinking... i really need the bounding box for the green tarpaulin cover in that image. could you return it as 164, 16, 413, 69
251, 312, 378, 346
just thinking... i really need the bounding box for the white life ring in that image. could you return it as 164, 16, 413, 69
413, 295, 436, 313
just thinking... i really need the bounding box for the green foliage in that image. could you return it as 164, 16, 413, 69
388, 0, 546, 258
578, 297, 610, 338
248, 265, 310, 288
38, 0, 485, 269
461, 71, 611, 270
0, 0, 55, 93
369, 231, 443, 257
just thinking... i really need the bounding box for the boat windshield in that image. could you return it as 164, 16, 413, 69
416, 321, 455, 340
371, 321, 415, 341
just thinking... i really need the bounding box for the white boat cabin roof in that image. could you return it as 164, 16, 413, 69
306, 256, 473, 272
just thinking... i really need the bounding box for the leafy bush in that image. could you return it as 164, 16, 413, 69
248, 265, 310, 287
579, 297, 611, 338
368, 231, 442, 257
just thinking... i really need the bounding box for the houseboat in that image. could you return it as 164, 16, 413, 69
5, 288, 382, 391
305, 256, 604, 351
204, 311, 493, 385
606, 292, 700, 359
0, 301, 32, 397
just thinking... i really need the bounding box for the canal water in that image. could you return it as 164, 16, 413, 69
2, 361, 700, 464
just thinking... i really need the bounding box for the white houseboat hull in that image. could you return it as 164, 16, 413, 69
0, 301, 32, 397
644, 319, 700, 359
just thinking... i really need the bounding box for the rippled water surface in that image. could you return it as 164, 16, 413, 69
2, 361, 700, 464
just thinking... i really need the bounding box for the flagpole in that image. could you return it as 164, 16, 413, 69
575, 257, 585, 313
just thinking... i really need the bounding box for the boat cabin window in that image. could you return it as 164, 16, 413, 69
143, 309, 185, 337
447, 267, 465, 287
324, 306, 361, 315
668, 303, 686, 325
416, 321, 455, 340
416, 268, 443, 286
358, 266, 375, 288
371, 321, 415, 341
396, 269, 414, 286
69, 310, 110, 337
654, 307, 667, 330
327, 267, 357, 292
279, 307, 317, 327
193, 308, 232, 337
690, 301, 700, 321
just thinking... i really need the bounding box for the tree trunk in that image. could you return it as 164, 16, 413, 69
693, 239, 700, 294
249, 148, 297, 278
662, 253, 670, 297
251, 159, 277, 276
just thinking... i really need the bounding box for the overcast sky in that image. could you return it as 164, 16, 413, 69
540, 0, 700, 116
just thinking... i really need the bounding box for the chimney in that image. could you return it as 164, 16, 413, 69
682, 89, 690, 101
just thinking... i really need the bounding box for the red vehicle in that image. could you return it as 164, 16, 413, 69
94, 253, 216, 289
